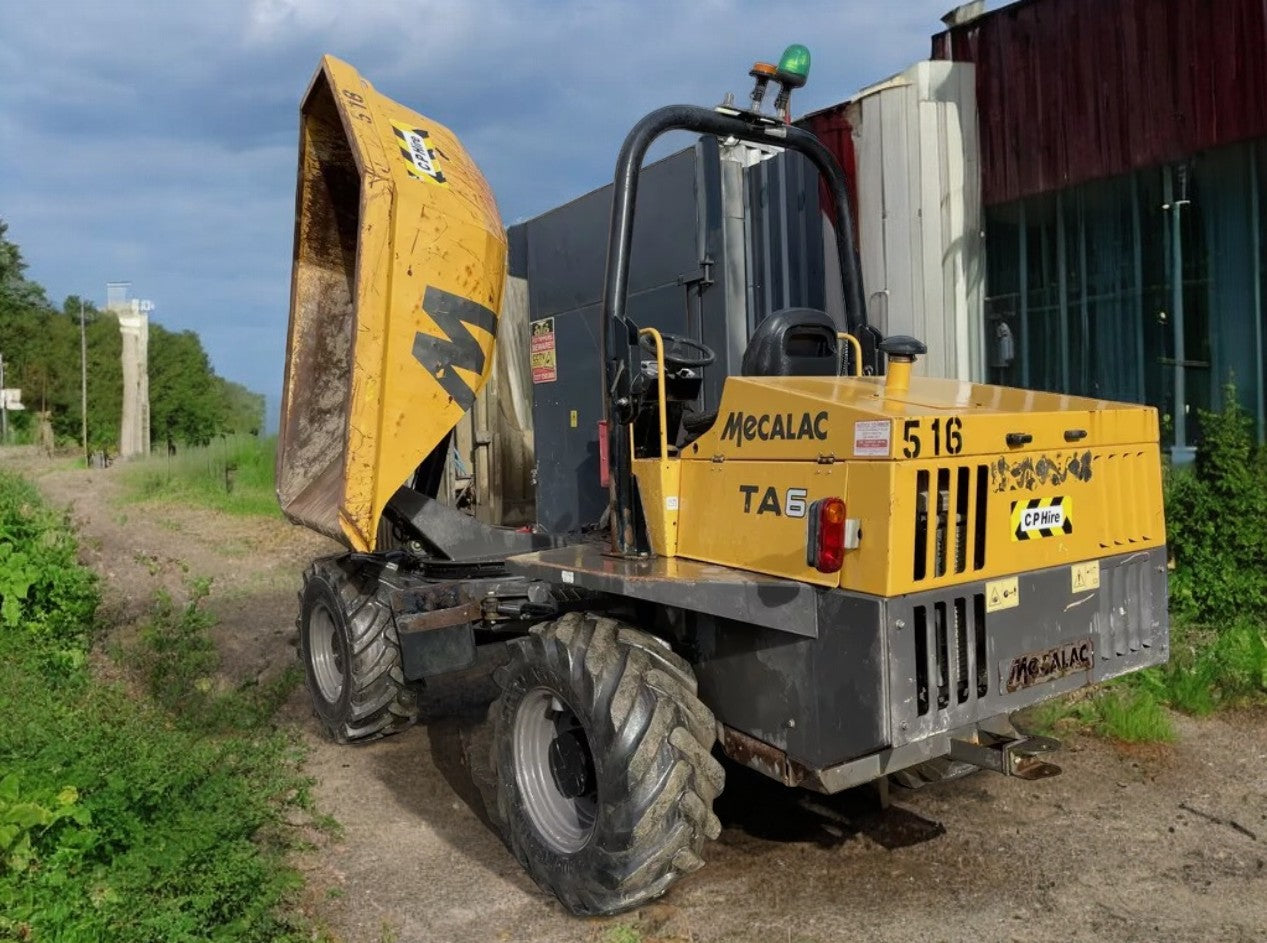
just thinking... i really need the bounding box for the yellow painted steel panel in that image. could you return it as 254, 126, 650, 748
278, 56, 507, 551
676, 460, 848, 588
665, 374, 1164, 596
681, 375, 1159, 463
632, 458, 683, 558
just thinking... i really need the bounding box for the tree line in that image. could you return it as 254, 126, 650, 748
0, 219, 264, 450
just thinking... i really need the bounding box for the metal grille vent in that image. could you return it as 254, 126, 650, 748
1097, 554, 1155, 661
1098, 452, 1159, 549
913, 465, 989, 583
913, 593, 988, 717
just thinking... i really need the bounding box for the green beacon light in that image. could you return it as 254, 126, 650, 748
776, 43, 811, 88
772, 44, 810, 121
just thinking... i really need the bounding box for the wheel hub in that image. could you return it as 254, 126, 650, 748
513, 688, 598, 854
308, 601, 345, 703
548, 728, 595, 799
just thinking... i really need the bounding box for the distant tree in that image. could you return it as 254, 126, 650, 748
214, 377, 265, 436
0, 221, 268, 451
0, 219, 50, 311
149, 325, 221, 446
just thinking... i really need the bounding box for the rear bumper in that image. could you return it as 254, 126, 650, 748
887, 545, 1169, 748
696, 547, 1168, 789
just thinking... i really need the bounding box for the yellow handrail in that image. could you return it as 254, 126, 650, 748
637, 327, 670, 457
838, 332, 863, 377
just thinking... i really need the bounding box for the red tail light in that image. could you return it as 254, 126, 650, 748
807, 497, 846, 573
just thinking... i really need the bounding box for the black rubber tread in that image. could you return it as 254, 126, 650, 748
491, 612, 724, 916
298, 554, 418, 744
890, 756, 979, 790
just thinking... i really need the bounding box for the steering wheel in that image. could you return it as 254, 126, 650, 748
639, 332, 716, 370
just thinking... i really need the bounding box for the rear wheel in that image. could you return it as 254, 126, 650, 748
298, 555, 417, 743
492, 612, 724, 915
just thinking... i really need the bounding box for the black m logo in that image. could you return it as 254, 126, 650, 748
411, 286, 498, 411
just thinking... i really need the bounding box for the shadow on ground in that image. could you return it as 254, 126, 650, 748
362, 645, 946, 884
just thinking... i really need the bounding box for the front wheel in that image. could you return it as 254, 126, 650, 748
491, 612, 724, 915
298, 555, 417, 743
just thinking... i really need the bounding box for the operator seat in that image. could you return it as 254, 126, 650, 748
680, 308, 841, 442
741, 307, 840, 377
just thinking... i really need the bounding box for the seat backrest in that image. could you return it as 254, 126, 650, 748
741, 308, 839, 377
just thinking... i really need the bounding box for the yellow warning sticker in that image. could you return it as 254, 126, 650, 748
390, 120, 447, 185
531, 317, 557, 383
1071, 561, 1100, 593
1010, 496, 1073, 541
986, 576, 1020, 613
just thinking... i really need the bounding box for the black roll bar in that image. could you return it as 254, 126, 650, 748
599, 104, 875, 556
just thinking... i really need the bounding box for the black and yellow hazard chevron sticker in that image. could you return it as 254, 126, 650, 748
1010, 496, 1073, 541
389, 120, 447, 185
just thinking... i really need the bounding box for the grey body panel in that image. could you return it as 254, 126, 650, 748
506, 544, 820, 637
388, 486, 559, 561
886, 546, 1168, 747
513, 545, 1168, 783
664, 593, 889, 771
512, 148, 705, 535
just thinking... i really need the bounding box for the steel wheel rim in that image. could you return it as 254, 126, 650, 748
309, 601, 344, 703
513, 687, 597, 854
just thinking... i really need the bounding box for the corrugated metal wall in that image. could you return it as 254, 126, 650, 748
807, 62, 985, 381
851, 62, 983, 381
933, 0, 1267, 206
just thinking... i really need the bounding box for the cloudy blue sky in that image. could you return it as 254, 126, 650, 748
1, 0, 976, 428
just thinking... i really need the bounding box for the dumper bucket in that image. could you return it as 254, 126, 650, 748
278, 55, 507, 551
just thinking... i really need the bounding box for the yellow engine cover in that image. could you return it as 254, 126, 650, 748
277, 56, 507, 551
661, 375, 1165, 596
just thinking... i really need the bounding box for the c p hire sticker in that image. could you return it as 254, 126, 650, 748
390, 120, 447, 185
1011, 496, 1073, 541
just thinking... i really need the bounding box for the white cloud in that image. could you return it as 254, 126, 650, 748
1, 0, 974, 421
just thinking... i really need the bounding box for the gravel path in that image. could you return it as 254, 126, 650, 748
28, 456, 1267, 943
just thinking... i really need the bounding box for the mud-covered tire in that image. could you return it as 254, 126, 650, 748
890, 756, 979, 790
298, 555, 418, 743
491, 612, 724, 916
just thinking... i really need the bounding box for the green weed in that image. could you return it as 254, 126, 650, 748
1030, 617, 1267, 744
1165, 383, 1267, 623
597, 925, 644, 943
0, 471, 320, 943
120, 434, 279, 517
1084, 687, 1175, 742
134, 577, 300, 733
0, 470, 98, 654
1143, 618, 1267, 714
1034, 389, 1267, 743
1025, 685, 1175, 743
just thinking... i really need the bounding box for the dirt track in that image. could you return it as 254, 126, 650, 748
25, 457, 1267, 943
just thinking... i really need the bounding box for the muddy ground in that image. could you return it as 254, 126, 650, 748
20, 455, 1267, 943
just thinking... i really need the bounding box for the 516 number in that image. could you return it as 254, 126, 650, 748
902, 417, 964, 458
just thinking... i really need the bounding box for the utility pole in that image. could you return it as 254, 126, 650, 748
80, 299, 88, 465
0, 352, 7, 444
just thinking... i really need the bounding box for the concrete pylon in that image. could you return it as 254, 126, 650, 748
116, 301, 150, 457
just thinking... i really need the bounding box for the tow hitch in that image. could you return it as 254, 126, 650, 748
948, 732, 1063, 781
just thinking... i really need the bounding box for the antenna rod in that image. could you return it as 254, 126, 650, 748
0, 352, 7, 444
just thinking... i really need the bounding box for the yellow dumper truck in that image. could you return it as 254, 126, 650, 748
278, 49, 1168, 915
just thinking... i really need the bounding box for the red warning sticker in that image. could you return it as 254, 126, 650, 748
853, 419, 891, 457
531, 317, 557, 384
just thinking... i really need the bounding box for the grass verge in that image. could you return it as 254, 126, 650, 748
119, 435, 279, 516
1031, 390, 1267, 744
1029, 617, 1267, 743
0, 469, 321, 943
